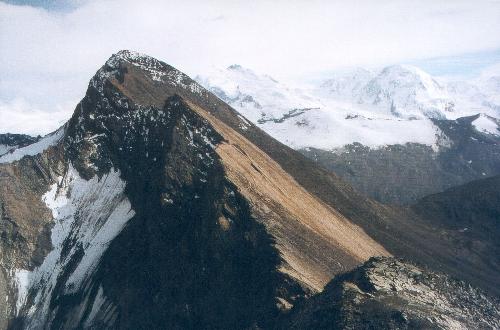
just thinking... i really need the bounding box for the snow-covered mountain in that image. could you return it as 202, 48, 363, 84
478, 75, 500, 108
319, 67, 374, 99
197, 64, 500, 205
196, 64, 321, 124
354, 65, 453, 119
197, 64, 500, 151
321, 64, 500, 120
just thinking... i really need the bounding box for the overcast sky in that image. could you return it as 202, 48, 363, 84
1, 0, 500, 135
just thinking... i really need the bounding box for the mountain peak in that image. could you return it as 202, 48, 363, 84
358, 64, 449, 119
227, 64, 243, 70
107, 49, 164, 69
382, 63, 422, 72
225, 64, 260, 79
86, 49, 207, 111
377, 64, 441, 87
67, 52, 256, 179
21, 50, 393, 327
110, 49, 149, 60
97, 49, 173, 85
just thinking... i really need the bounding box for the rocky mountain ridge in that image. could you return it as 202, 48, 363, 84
1, 50, 389, 329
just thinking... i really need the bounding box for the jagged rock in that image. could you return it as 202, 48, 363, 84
281, 257, 500, 329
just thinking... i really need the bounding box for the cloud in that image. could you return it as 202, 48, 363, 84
0, 98, 73, 135
407, 49, 500, 79
480, 62, 500, 78
2, 0, 86, 11
1, 0, 500, 134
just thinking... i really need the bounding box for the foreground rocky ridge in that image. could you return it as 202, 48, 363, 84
0, 51, 498, 329
281, 257, 500, 329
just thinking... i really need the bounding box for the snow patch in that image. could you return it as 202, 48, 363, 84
472, 114, 499, 136
12, 270, 30, 312
83, 286, 110, 327
237, 114, 251, 130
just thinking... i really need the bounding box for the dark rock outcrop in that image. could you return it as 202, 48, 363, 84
281, 257, 500, 329
0, 134, 40, 149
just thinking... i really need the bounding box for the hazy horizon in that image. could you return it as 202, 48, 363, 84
2, 0, 500, 134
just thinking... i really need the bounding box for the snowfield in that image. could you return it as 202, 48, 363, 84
197, 64, 500, 150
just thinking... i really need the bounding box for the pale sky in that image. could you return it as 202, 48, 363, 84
1, 0, 500, 134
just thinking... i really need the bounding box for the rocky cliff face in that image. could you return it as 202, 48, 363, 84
0, 51, 498, 329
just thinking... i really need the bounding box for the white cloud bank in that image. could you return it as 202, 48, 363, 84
0, 98, 73, 136
1, 0, 500, 134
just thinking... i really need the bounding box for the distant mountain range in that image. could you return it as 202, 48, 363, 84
321, 64, 500, 120
197, 64, 500, 204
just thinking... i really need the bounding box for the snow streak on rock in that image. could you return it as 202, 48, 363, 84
14, 165, 134, 328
